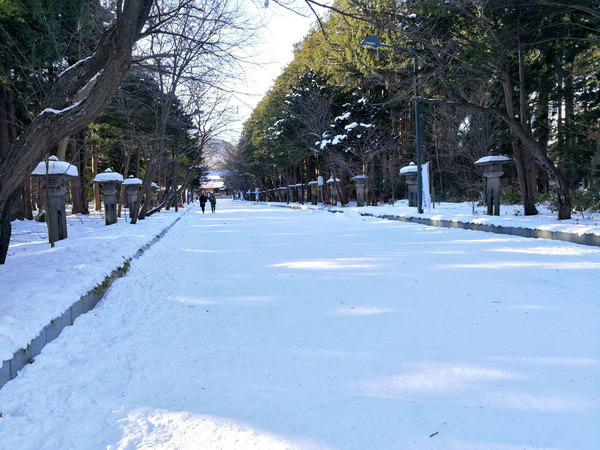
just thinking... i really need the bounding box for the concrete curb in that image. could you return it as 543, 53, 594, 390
262, 201, 600, 247
373, 211, 600, 246
1, 214, 183, 390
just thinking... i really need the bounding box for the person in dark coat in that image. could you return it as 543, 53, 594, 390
199, 192, 208, 213
209, 192, 217, 213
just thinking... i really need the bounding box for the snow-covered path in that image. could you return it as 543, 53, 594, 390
0, 200, 598, 449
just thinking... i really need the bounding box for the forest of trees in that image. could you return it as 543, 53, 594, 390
0, 0, 257, 264
232, 0, 600, 220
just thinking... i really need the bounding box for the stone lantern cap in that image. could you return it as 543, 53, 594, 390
326, 177, 341, 184
31, 155, 78, 178
151, 182, 159, 189
475, 155, 511, 177
308, 180, 319, 185
399, 162, 417, 175
122, 176, 142, 186
93, 168, 123, 184
351, 175, 367, 181
474, 155, 511, 166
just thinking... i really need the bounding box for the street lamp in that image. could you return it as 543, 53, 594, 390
360, 35, 423, 213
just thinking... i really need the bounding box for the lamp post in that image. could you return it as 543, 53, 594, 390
361, 35, 423, 213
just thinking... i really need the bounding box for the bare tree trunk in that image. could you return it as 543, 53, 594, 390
22, 181, 33, 220
135, 150, 166, 221
70, 130, 89, 215
118, 141, 133, 218
0, 191, 18, 264
513, 46, 538, 215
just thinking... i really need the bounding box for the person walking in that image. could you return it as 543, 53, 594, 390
199, 192, 208, 213
209, 192, 217, 213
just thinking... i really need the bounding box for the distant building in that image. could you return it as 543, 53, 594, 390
200, 172, 229, 195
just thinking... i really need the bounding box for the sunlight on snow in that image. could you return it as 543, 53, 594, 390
484, 355, 599, 366
438, 261, 600, 270
113, 408, 323, 449
502, 304, 558, 311
234, 295, 272, 302
271, 257, 381, 270
356, 363, 523, 396
172, 295, 273, 304
491, 246, 598, 256
330, 306, 395, 316
354, 362, 595, 413
173, 296, 218, 305
482, 391, 595, 413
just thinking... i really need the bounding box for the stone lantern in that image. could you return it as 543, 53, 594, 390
474, 155, 511, 216
351, 175, 367, 207
326, 177, 341, 206
31, 156, 78, 242
399, 163, 418, 207
93, 168, 123, 226
121, 176, 143, 215
288, 184, 297, 203
150, 182, 159, 208
308, 180, 319, 205
294, 183, 305, 204
276, 187, 285, 202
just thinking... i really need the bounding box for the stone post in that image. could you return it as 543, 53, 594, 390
400, 163, 418, 207
308, 181, 318, 205
475, 155, 511, 216
351, 175, 367, 207
151, 183, 159, 208
31, 156, 78, 242
93, 169, 123, 226
327, 177, 340, 206
122, 176, 143, 218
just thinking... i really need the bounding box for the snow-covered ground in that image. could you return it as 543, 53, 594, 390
1, 199, 599, 449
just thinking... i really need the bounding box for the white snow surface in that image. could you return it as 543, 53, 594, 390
400, 164, 418, 174
1, 199, 599, 449
122, 177, 143, 186
475, 155, 512, 165
94, 169, 124, 183
31, 156, 78, 178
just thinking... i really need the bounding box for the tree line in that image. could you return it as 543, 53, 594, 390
231, 0, 600, 219
0, 0, 257, 264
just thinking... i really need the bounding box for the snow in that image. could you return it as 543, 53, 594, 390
31, 156, 78, 178
334, 111, 351, 122
475, 155, 512, 165
93, 169, 124, 183
40, 100, 83, 117
57, 56, 92, 78
1, 199, 599, 448
331, 134, 346, 145
121, 176, 142, 186
400, 163, 418, 174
